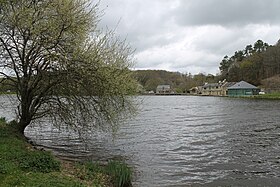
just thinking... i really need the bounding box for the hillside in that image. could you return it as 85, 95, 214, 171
219, 39, 280, 89
132, 70, 218, 93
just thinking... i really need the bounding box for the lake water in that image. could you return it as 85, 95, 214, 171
1, 95, 280, 186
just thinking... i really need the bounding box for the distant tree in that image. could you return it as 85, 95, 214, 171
145, 78, 164, 92
234, 50, 245, 61
262, 44, 280, 77
0, 0, 137, 134
239, 60, 257, 84
244, 45, 253, 56
254, 40, 263, 52
192, 73, 216, 85
254, 39, 268, 53
219, 55, 229, 73
133, 70, 190, 92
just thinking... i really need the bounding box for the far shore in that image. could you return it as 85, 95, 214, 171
2, 92, 280, 100
139, 93, 280, 100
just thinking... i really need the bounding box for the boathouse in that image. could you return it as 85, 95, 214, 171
227, 81, 259, 96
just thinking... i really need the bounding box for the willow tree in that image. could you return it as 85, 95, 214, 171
0, 0, 137, 134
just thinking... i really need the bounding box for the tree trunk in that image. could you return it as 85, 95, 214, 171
18, 78, 33, 135
18, 94, 32, 135
18, 116, 31, 135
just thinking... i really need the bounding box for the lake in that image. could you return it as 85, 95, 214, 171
1, 95, 280, 186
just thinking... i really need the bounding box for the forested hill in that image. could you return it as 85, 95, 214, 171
132, 70, 218, 93
219, 39, 280, 86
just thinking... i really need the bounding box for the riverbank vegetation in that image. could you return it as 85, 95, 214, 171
251, 92, 280, 100
0, 118, 132, 187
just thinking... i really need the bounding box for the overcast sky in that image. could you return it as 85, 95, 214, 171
98, 0, 280, 74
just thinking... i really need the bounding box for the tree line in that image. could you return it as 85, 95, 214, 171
219, 39, 280, 86
133, 70, 218, 93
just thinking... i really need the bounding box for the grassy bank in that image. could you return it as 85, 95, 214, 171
227, 93, 280, 100
251, 93, 280, 100
0, 118, 132, 187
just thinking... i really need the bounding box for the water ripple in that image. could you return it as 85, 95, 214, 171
2, 95, 280, 186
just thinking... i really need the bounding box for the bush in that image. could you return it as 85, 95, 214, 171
19, 151, 60, 173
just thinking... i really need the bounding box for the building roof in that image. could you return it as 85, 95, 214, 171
228, 81, 257, 89
222, 82, 236, 88
156, 85, 170, 89
202, 83, 220, 88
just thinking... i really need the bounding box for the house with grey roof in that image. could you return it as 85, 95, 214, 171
227, 81, 260, 96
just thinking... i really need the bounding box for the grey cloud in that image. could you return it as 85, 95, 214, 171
95, 0, 280, 74
174, 0, 280, 26
98, 0, 178, 51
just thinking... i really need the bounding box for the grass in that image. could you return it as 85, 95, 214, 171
106, 160, 132, 187
0, 118, 132, 187
251, 92, 280, 99
75, 161, 132, 187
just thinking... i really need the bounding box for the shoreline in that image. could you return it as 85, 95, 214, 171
0, 118, 132, 187
138, 93, 280, 100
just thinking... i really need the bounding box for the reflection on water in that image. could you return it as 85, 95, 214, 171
1, 95, 280, 186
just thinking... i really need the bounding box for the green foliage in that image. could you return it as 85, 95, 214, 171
105, 160, 132, 187
240, 60, 254, 69
0, 121, 60, 174
19, 151, 60, 173
0, 160, 14, 174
